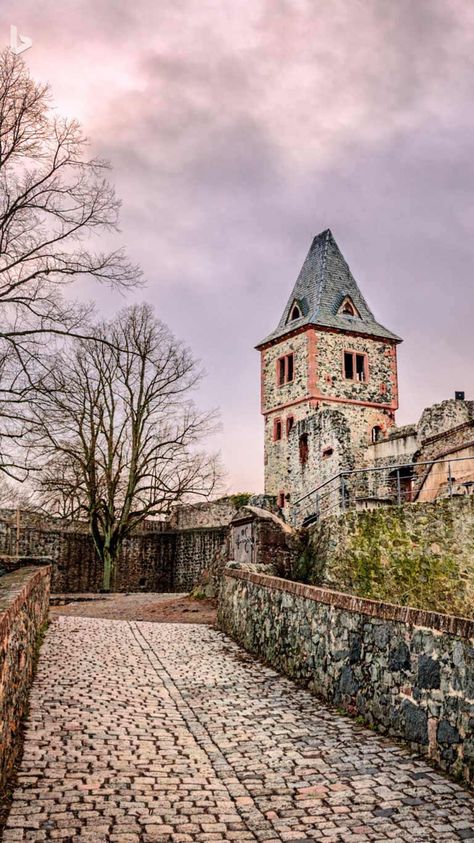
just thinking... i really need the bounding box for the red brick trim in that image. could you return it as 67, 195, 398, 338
256, 323, 401, 352
389, 344, 399, 412
260, 351, 266, 415
263, 394, 396, 416
224, 569, 474, 638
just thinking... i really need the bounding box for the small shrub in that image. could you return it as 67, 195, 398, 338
228, 493, 252, 509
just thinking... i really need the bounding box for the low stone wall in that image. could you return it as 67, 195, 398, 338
0, 566, 51, 790
219, 569, 474, 785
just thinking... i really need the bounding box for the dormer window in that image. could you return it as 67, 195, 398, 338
287, 300, 303, 322
338, 295, 360, 318
290, 304, 301, 320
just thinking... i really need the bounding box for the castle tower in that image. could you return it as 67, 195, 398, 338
256, 229, 402, 510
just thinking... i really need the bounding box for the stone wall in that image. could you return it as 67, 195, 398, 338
316, 329, 397, 412
307, 497, 474, 617
174, 528, 228, 591
287, 409, 354, 512
0, 565, 50, 790
3, 524, 227, 594
417, 399, 474, 443
168, 498, 241, 530
262, 331, 311, 497
218, 568, 474, 785
261, 326, 397, 508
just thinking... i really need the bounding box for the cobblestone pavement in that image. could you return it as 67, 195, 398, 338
4, 617, 474, 843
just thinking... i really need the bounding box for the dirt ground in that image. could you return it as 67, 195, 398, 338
50, 592, 217, 624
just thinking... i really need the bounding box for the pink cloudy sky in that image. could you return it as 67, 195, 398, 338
2, 0, 474, 492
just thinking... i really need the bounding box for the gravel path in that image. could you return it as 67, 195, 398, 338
3, 616, 474, 842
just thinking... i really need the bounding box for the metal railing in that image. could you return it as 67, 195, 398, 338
290, 454, 474, 526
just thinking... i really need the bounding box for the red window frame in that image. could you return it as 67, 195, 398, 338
277, 353, 294, 386
286, 415, 295, 436
277, 491, 285, 508
343, 350, 369, 382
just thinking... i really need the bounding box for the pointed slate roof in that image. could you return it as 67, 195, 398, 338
257, 229, 401, 347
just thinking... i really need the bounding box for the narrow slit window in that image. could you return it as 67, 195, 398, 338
286, 416, 294, 436
278, 357, 286, 386
278, 491, 285, 509
287, 353, 294, 382
299, 432, 309, 465
372, 425, 383, 443
355, 354, 366, 382
344, 351, 354, 379
274, 419, 282, 441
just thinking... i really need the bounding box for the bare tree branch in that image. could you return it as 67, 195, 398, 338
0, 49, 142, 475
26, 304, 222, 588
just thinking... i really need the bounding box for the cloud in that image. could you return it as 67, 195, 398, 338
1, 0, 474, 490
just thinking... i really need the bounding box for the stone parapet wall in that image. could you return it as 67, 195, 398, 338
218, 569, 474, 785
0, 566, 51, 790
168, 499, 241, 530
3, 524, 227, 594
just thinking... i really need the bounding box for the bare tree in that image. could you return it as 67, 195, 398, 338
0, 50, 140, 475
27, 304, 220, 589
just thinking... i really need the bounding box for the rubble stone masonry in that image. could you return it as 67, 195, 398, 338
261, 325, 398, 504
0, 565, 50, 790
219, 568, 474, 786
0, 524, 226, 594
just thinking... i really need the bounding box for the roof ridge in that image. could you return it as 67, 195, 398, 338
316, 228, 331, 313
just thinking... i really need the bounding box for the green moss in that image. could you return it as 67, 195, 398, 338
228, 493, 252, 509
302, 499, 474, 616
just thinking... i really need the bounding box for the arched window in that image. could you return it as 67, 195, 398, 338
290, 304, 301, 320
338, 296, 360, 318
371, 425, 383, 443
299, 433, 309, 465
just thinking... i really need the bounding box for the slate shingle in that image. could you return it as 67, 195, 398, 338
257, 229, 402, 347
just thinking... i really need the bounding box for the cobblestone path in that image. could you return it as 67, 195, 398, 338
4, 617, 474, 843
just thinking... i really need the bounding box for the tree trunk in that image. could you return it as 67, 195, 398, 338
102, 545, 114, 592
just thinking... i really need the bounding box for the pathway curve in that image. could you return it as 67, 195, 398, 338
3, 617, 474, 842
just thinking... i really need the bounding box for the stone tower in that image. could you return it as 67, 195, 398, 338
256, 229, 402, 511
